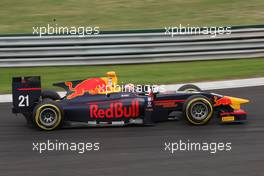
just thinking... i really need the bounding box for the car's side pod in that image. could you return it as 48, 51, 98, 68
12, 76, 42, 114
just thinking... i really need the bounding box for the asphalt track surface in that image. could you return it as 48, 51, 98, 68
0, 86, 263, 176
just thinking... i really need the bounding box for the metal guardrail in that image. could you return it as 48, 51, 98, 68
0, 26, 264, 67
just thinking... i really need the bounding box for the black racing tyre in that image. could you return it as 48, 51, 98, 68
183, 95, 213, 125
178, 84, 201, 92
41, 90, 61, 101
33, 100, 64, 131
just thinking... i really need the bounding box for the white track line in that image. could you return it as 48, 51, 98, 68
164, 77, 264, 91
1, 77, 264, 103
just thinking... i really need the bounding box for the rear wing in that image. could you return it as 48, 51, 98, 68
12, 76, 41, 113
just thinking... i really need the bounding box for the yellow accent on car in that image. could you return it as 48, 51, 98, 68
106, 71, 118, 84
226, 96, 250, 110
222, 116, 235, 122
98, 71, 121, 94
34, 104, 62, 131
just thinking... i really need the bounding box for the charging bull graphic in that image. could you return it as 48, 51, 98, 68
65, 78, 107, 99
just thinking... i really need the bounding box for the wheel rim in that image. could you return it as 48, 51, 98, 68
190, 102, 209, 120
39, 108, 57, 127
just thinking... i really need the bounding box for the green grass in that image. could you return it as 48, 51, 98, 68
1, 58, 264, 94
0, 0, 264, 34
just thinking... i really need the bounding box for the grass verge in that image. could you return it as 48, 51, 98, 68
0, 58, 264, 94
1, 0, 264, 33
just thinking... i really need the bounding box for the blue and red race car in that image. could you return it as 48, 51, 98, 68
12, 71, 249, 131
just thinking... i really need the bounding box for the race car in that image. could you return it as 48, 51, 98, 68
12, 71, 249, 131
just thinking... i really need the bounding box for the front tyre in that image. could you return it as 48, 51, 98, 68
33, 101, 63, 130
183, 95, 213, 125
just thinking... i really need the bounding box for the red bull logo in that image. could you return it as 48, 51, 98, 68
214, 96, 232, 107
89, 100, 139, 119
65, 78, 107, 99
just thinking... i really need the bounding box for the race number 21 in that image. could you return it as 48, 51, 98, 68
18, 95, 29, 107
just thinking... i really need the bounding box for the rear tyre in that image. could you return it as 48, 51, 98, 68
33, 100, 63, 130
178, 84, 201, 92
183, 95, 213, 125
